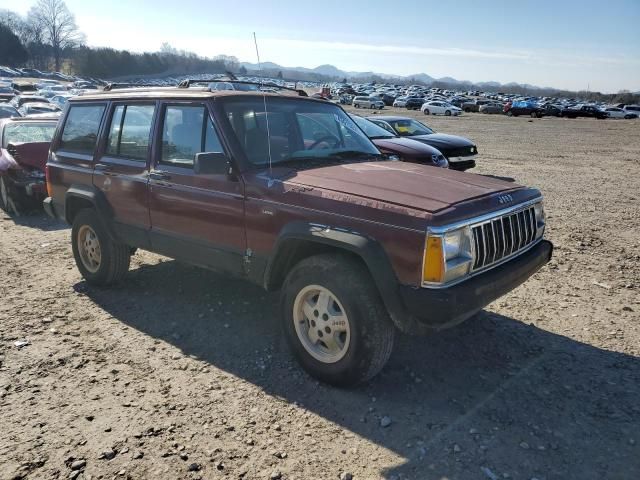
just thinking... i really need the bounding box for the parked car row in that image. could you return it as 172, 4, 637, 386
324, 81, 639, 120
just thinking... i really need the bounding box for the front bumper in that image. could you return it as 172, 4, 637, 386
447, 156, 477, 171
399, 240, 553, 330
43, 196, 57, 218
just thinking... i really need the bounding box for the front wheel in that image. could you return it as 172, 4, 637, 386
72, 208, 131, 286
445, 110, 451, 116
281, 254, 395, 386
423, 109, 430, 115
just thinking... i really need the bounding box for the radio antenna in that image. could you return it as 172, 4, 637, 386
253, 32, 273, 175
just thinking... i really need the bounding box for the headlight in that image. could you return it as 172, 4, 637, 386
422, 226, 474, 285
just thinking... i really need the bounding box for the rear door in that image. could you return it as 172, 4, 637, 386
48, 102, 107, 212
93, 101, 157, 248
147, 101, 245, 275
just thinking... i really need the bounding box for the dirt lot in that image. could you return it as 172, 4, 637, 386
1, 111, 639, 480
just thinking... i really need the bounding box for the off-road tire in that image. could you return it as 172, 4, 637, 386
281, 254, 395, 387
0, 176, 21, 216
71, 208, 131, 286
0, 176, 9, 213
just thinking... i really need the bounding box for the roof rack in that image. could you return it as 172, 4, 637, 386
103, 82, 166, 91
177, 78, 308, 97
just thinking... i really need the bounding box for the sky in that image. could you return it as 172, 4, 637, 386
3, 0, 640, 92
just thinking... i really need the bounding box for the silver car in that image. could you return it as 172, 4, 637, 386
352, 96, 384, 109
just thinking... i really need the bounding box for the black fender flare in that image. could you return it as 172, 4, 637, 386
264, 222, 417, 333
64, 185, 116, 237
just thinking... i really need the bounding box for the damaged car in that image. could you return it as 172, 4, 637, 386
0, 117, 58, 215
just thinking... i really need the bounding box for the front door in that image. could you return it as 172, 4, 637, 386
93, 101, 157, 248
148, 101, 245, 275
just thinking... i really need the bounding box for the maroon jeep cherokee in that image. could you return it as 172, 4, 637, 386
44, 83, 552, 386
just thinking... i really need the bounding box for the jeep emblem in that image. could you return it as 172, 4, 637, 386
498, 194, 513, 204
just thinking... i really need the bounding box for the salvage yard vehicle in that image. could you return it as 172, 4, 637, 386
352, 96, 384, 109
421, 101, 462, 116
0, 117, 58, 214
479, 102, 504, 114
504, 101, 544, 118
44, 83, 552, 386
349, 114, 449, 168
366, 115, 478, 171
561, 104, 608, 119
604, 107, 638, 119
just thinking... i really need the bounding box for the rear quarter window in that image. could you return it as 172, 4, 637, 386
60, 104, 106, 154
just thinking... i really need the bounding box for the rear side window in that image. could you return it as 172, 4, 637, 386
160, 105, 223, 168
60, 104, 105, 154
106, 104, 155, 161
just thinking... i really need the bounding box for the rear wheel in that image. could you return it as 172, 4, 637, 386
72, 208, 131, 286
0, 176, 19, 215
354, 104, 359, 108
0, 176, 9, 213
281, 254, 395, 386
530, 112, 537, 118
507, 111, 513, 117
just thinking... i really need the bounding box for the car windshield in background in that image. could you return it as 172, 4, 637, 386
222, 97, 380, 168
0, 106, 20, 119
350, 115, 395, 139
0, 87, 14, 94
2, 122, 57, 148
388, 119, 435, 136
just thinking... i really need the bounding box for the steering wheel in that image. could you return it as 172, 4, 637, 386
309, 135, 341, 150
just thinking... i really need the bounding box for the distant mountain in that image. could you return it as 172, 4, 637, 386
239, 61, 554, 91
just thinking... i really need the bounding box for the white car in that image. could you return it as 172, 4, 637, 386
392, 96, 408, 107
352, 96, 384, 109
623, 105, 640, 118
421, 101, 462, 116
604, 107, 638, 119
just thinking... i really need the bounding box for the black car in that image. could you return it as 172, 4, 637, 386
541, 104, 562, 117
367, 115, 478, 171
405, 97, 425, 110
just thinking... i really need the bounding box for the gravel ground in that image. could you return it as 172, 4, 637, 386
1, 111, 639, 480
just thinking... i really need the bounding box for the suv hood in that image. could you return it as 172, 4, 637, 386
282, 161, 520, 214
409, 133, 475, 149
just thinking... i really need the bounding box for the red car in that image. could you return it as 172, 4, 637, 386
0, 117, 58, 215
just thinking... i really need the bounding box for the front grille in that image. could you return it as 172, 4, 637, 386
446, 146, 476, 158
471, 205, 538, 271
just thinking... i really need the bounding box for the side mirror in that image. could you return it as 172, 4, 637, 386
194, 152, 231, 175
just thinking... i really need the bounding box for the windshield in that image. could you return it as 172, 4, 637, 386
2, 122, 56, 148
223, 97, 380, 168
0, 106, 20, 119
386, 118, 435, 136
349, 115, 395, 139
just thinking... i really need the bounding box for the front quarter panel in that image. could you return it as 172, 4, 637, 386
242, 170, 428, 287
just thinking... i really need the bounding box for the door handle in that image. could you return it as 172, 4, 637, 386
94, 163, 117, 176
149, 171, 172, 181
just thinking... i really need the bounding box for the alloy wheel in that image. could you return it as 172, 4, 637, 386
293, 285, 351, 364
77, 225, 102, 273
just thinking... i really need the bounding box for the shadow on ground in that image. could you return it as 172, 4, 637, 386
78, 259, 640, 480
1, 209, 68, 231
